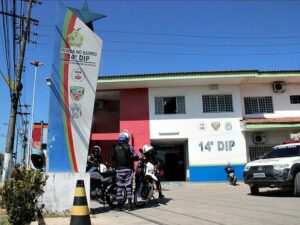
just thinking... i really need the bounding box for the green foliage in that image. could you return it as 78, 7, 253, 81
0, 167, 48, 225
0, 217, 10, 225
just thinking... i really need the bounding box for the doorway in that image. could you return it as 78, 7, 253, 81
152, 140, 187, 181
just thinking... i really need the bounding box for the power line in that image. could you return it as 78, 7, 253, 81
104, 48, 300, 56
39, 24, 300, 40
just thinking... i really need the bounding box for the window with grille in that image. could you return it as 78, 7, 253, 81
290, 95, 300, 104
244, 96, 273, 114
155, 96, 186, 115
202, 95, 233, 113
248, 145, 273, 161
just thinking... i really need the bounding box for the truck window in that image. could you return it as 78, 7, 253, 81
263, 145, 300, 159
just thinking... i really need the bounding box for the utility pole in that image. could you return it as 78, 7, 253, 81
18, 104, 30, 165
2, 0, 34, 183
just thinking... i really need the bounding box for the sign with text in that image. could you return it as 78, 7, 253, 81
47, 3, 102, 172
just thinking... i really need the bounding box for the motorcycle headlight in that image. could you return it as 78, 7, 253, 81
244, 165, 250, 172
273, 164, 289, 170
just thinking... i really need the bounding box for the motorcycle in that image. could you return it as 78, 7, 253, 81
87, 162, 127, 208
134, 149, 163, 207
224, 162, 237, 185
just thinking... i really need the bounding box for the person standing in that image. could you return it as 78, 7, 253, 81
111, 130, 138, 211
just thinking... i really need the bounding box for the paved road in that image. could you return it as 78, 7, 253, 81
32, 182, 300, 225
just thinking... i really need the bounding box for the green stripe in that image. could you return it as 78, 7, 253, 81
243, 123, 300, 129
60, 9, 74, 171
98, 71, 300, 83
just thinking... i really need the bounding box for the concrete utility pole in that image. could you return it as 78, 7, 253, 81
2, 0, 34, 183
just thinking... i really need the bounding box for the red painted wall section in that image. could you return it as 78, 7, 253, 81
32, 123, 48, 149
120, 88, 150, 152
91, 100, 119, 133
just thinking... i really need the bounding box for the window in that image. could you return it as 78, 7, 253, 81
263, 145, 300, 159
155, 96, 186, 114
202, 95, 233, 113
249, 145, 273, 161
244, 96, 273, 114
290, 95, 300, 104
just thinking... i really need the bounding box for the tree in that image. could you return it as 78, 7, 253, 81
0, 167, 48, 225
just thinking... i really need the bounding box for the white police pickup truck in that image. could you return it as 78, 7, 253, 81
243, 142, 300, 196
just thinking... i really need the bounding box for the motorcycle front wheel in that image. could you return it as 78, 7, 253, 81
134, 182, 153, 208
230, 177, 237, 186
106, 184, 127, 209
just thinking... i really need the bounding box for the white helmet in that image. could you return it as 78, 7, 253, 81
142, 144, 154, 154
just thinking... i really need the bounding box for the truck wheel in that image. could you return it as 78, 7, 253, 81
250, 186, 259, 195
294, 172, 300, 197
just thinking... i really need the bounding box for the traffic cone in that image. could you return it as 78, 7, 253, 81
70, 180, 91, 225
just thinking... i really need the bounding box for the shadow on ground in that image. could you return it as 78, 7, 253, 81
90, 197, 172, 214
247, 188, 294, 198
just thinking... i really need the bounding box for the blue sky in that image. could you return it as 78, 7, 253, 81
1, 0, 300, 153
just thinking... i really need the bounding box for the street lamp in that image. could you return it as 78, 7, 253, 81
26, 61, 43, 168
45, 77, 52, 87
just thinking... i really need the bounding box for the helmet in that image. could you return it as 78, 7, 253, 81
142, 144, 154, 154
119, 133, 129, 143
122, 129, 131, 139
93, 145, 101, 155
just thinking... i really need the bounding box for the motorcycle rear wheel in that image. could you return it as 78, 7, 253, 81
106, 184, 127, 209
134, 182, 153, 208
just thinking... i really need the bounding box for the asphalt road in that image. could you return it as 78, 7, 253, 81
32, 182, 300, 225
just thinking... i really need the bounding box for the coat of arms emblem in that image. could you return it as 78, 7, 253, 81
71, 68, 84, 82
70, 103, 81, 119
198, 122, 207, 131
67, 28, 83, 47
211, 122, 220, 131
225, 122, 232, 131
70, 86, 84, 101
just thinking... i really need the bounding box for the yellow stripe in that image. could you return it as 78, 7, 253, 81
75, 187, 86, 197
71, 206, 89, 216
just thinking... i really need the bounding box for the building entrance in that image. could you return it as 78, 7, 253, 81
153, 142, 187, 181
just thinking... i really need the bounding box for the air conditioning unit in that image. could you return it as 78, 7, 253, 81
253, 134, 267, 144
272, 81, 286, 93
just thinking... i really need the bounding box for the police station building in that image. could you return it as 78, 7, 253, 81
89, 70, 300, 182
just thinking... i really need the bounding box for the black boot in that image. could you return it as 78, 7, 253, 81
117, 201, 124, 211
159, 192, 165, 199
128, 199, 134, 211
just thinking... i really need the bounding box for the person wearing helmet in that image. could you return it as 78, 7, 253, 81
110, 130, 138, 211
86, 145, 103, 171
141, 144, 165, 199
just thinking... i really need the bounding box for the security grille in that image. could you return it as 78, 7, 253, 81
155, 96, 186, 115
244, 96, 273, 114
202, 94, 233, 113
290, 95, 300, 104
249, 145, 273, 161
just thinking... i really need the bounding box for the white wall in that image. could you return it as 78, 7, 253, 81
149, 85, 248, 166
240, 83, 300, 118
41, 173, 90, 213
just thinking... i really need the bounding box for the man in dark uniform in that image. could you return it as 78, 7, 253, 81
111, 131, 138, 210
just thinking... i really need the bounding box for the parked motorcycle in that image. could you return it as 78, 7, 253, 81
134, 148, 163, 207
224, 162, 237, 185
87, 162, 127, 208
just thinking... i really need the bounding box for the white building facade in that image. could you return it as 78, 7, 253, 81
94, 70, 300, 182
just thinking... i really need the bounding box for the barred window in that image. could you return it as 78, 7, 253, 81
202, 95, 233, 113
155, 96, 186, 115
290, 95, 300, 104
249, 145, 273, 161
244, 96, 273, 114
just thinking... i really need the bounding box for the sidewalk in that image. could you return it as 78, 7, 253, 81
26, 182, 300, 225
